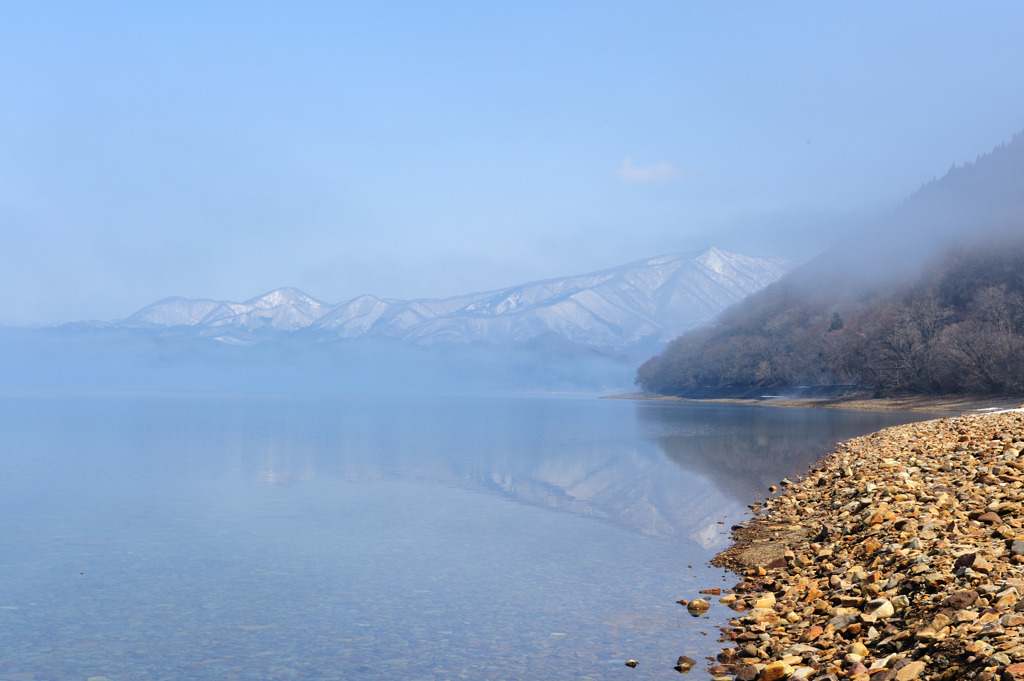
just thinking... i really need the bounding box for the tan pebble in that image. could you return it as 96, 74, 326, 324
848, 641, 869, 657
915, 613, 952, 640
761, 660, 794, 681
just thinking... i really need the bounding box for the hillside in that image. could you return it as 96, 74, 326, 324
637, 132, 1024, 397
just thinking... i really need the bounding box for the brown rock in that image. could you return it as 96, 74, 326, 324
894, 660, 926, 680
1003, 662, 1024, 680
940, 589, 979, 611
800, 624, 824, 642
734, 666, 759, 681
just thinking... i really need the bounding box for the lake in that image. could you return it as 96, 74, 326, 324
0, 393, 940, 680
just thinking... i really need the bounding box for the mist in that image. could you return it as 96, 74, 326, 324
4, 3, 1024, 327
0, 327, 644, 398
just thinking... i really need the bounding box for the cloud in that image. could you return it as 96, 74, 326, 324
615, 156, 681, 183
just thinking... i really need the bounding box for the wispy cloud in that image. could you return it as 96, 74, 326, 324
615, 156, 681, 183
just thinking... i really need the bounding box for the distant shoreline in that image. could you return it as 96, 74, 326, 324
603, 391, 1024, 413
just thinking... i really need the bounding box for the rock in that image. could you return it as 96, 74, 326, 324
827, 613, 860, 631
1003, 662, 1024, 680
711, 411, 1024, 681
687, 598, 710, 615
979, 511, 1003, 525
940, 589, 979, 611
762, 660, 795, 681
894, 660, 926, 680
864, 598, 894, 619
624, 659, 638, 668
734, 665, 759, 681
848, 641, 869, 657
915, 614, 952, 640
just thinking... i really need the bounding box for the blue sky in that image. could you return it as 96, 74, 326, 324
3, 1, 1024, 324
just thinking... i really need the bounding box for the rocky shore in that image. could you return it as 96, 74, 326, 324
707, 406, 1024, 681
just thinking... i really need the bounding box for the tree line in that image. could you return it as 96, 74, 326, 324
636, 236, 1024, 397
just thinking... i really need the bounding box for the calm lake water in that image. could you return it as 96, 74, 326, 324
0, 393, 939, 680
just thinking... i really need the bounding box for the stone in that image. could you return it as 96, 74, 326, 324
864, 598, 894, 619
940, 589, 979, 611
848, 641, 869, 657
1003, 662, 1024, 680
800, 625, 824, 642
762, 660, 795, 681
734, 666, 759, 681
827, 613, 860, 631
894, 660, 926, 680
979, 511, 1003, 525
711, 411, 1024, 681
687, 598, 710, 615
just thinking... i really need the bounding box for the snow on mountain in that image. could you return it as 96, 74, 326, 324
123, 297, 222, 327
118, 248, 791, 349
124, 288, 330, 332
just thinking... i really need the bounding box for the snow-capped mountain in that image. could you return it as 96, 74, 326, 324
125, 288, 330, 332
120, 248, 790, 350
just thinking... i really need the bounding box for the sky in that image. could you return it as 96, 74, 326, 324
3, 2, 1024, 325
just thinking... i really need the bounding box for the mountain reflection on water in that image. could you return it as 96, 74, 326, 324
56, 393, 942, 548
0, 393, 948, 681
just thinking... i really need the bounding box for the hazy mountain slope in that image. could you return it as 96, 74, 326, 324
637, 131, 1024, 397
123, 297, 222, 326
126, 288, 330, 332
116, 248, 790, 351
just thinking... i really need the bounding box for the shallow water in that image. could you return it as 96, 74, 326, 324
0, 393, 936, 680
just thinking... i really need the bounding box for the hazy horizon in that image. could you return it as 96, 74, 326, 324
4, 2, 1024, 325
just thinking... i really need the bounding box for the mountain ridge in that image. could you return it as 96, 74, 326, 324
117, 247, 791, 351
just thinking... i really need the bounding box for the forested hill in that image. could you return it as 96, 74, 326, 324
636, 131, 1024, 397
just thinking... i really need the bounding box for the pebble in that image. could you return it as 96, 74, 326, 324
710, 409, 1024, 681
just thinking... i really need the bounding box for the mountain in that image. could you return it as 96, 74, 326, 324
119, 248, 791, 351
124, 287, 330, 331
637, 131, 1024, 397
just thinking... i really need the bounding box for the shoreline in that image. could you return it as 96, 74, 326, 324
702, 405, 1024, 681
605, 391, 1024, 414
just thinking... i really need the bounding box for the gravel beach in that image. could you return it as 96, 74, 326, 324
708, 406, 1024, 681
